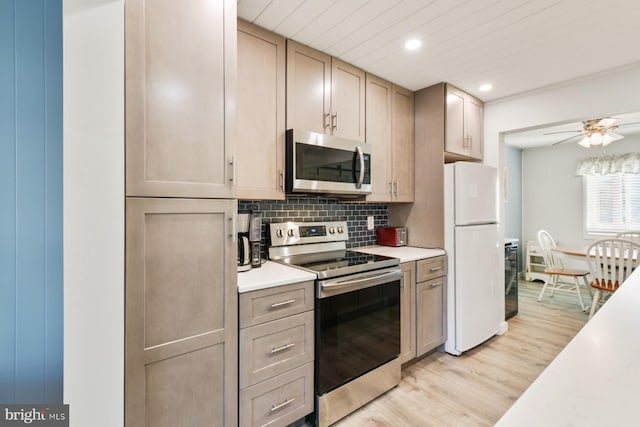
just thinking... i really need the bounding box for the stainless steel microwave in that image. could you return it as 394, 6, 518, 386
285, 129, 372, 195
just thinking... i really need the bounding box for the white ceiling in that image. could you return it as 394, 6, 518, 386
503, 111, 640, 149
237, 0, 640, 102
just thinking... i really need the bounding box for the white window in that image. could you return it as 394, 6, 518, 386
583, 173, 640, 235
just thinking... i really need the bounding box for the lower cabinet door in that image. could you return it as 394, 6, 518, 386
240, 362, 314, 427
125, 198, 237, 427
416, 275, 447, 357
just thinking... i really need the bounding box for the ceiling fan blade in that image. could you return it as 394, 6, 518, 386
552, 134, 582, 146
617, 121, 640, 127
607, 131, 624, 141
596, 117, 619, 128
543, 130, 581, 135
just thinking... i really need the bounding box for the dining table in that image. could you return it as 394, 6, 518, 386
554, 245, 638, 261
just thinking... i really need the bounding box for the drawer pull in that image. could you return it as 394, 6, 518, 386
270, 299, 296, 309
270, 397, 296, 413
429, 266, 443, 272
270, 342, 296, 354
430, 282, 443, 288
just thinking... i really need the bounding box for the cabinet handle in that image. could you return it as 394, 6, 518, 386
394, 180, 399, 196
229, 156, 236, 185
430, 281, 443, 288
270, 397, 296, 413
323, 113, 331, 130
331, 112, 338, 131
270, 342, 296, 354
270, 299, 296, 308
279, 170, 285, 192
429, 266, 442, 272
389, 181, 393, 195
229, 214, 236, 242
469, 135, 472, 150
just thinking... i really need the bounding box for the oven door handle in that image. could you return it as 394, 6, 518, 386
319, 268, 401, 297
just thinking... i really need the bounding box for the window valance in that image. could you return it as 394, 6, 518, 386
575, 153, 640, 176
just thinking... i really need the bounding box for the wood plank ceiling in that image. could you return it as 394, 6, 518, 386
237, 0, 640, 102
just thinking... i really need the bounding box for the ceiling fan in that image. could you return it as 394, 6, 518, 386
546, 117, 640, 148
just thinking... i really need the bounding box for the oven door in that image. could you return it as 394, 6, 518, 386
315, 267, 401, 395
286, 129, 371, 195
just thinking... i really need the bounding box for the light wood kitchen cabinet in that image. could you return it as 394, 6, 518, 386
388, 83, 445, 248
365, 76, 414, 202
365, 74, 392, 201
125, 0, 236, 199
444, 84, 483, 161
237, 20, 286, 200
239, 281, 315, 427
400, 262, 416, 364
391, 85, 415, 202
125, 197, 237, 427
286, 40, 365, 142
416, 256, 447, 357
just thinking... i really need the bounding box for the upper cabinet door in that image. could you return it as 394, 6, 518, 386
465, 96, 484, 159
125, 0, 236, 198
331, 59, 365, 142
237, 20, 286, 200
445, 87, 466, 157
445, 84, 483, 161
286, 40, 331, 134
391, 85, 415, 202
365, 74, 393, 202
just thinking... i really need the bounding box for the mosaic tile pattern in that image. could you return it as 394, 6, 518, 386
238, 197, 389, 259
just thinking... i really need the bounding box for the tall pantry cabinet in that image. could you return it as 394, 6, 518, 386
124, 1, 238, 426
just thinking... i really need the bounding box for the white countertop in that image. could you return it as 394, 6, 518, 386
237, 261, 316, 293
505, 237, 519, 245
496, 267, 640, 426
354, 245, 446, 263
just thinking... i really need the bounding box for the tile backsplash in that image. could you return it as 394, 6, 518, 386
239, 197, 388, 259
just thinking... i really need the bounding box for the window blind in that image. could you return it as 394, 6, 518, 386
584, 173, 640, 235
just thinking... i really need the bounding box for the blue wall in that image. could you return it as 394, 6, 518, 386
504, 144, 523, 271
0, 0, 63, 403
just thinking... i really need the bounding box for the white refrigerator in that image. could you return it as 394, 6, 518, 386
444, 162, 504, 356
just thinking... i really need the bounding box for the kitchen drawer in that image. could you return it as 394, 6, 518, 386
239, 362, 314, 427
240, 280, 314, 328
416, 256, 447, 282
240, 311, 314, 388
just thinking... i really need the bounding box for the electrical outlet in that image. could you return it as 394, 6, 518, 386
367, 216, 374, 230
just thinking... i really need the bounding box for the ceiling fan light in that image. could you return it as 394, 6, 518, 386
578, 136, 591, 148
590, 132, 603, 145
602, 133, 613, 146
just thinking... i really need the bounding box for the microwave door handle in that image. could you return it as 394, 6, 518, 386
356, 146, 364, 189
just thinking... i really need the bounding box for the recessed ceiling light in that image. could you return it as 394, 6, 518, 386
479, 83, 493, 92
404, 39, 422, 51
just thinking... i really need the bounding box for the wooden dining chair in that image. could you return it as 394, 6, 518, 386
537, 230, 591, 311
615, 231, 640, 244
586, 238, 640, 319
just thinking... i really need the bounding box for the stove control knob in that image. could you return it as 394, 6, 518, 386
329, 227, 336, 234
276, 229, 284, 238
287, 229, 295, 237
337, 226, 344, 234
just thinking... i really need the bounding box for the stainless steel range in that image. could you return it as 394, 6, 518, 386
269, 221, 401, 427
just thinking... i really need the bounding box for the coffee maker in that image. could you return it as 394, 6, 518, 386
237, 210, 262, 272
237, 211, 251, 272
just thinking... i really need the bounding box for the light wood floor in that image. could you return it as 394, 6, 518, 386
333, 280, 589, 427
